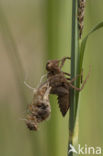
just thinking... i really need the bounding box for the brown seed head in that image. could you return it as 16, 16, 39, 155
78, 0, 86, 38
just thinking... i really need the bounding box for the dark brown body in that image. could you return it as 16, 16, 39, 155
49, 73, 70, 116
46, 57, 71, 116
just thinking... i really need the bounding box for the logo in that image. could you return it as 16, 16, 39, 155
68, 144, 102, 155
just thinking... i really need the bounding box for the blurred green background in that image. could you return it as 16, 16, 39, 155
0, 0, 103, 156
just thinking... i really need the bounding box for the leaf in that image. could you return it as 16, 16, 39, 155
75, 21, 103, 118
80, 21, 103, 68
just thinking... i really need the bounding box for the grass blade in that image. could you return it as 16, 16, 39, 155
80, 21, 103, 69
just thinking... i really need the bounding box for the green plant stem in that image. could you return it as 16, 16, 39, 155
68, 0, 79, 156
